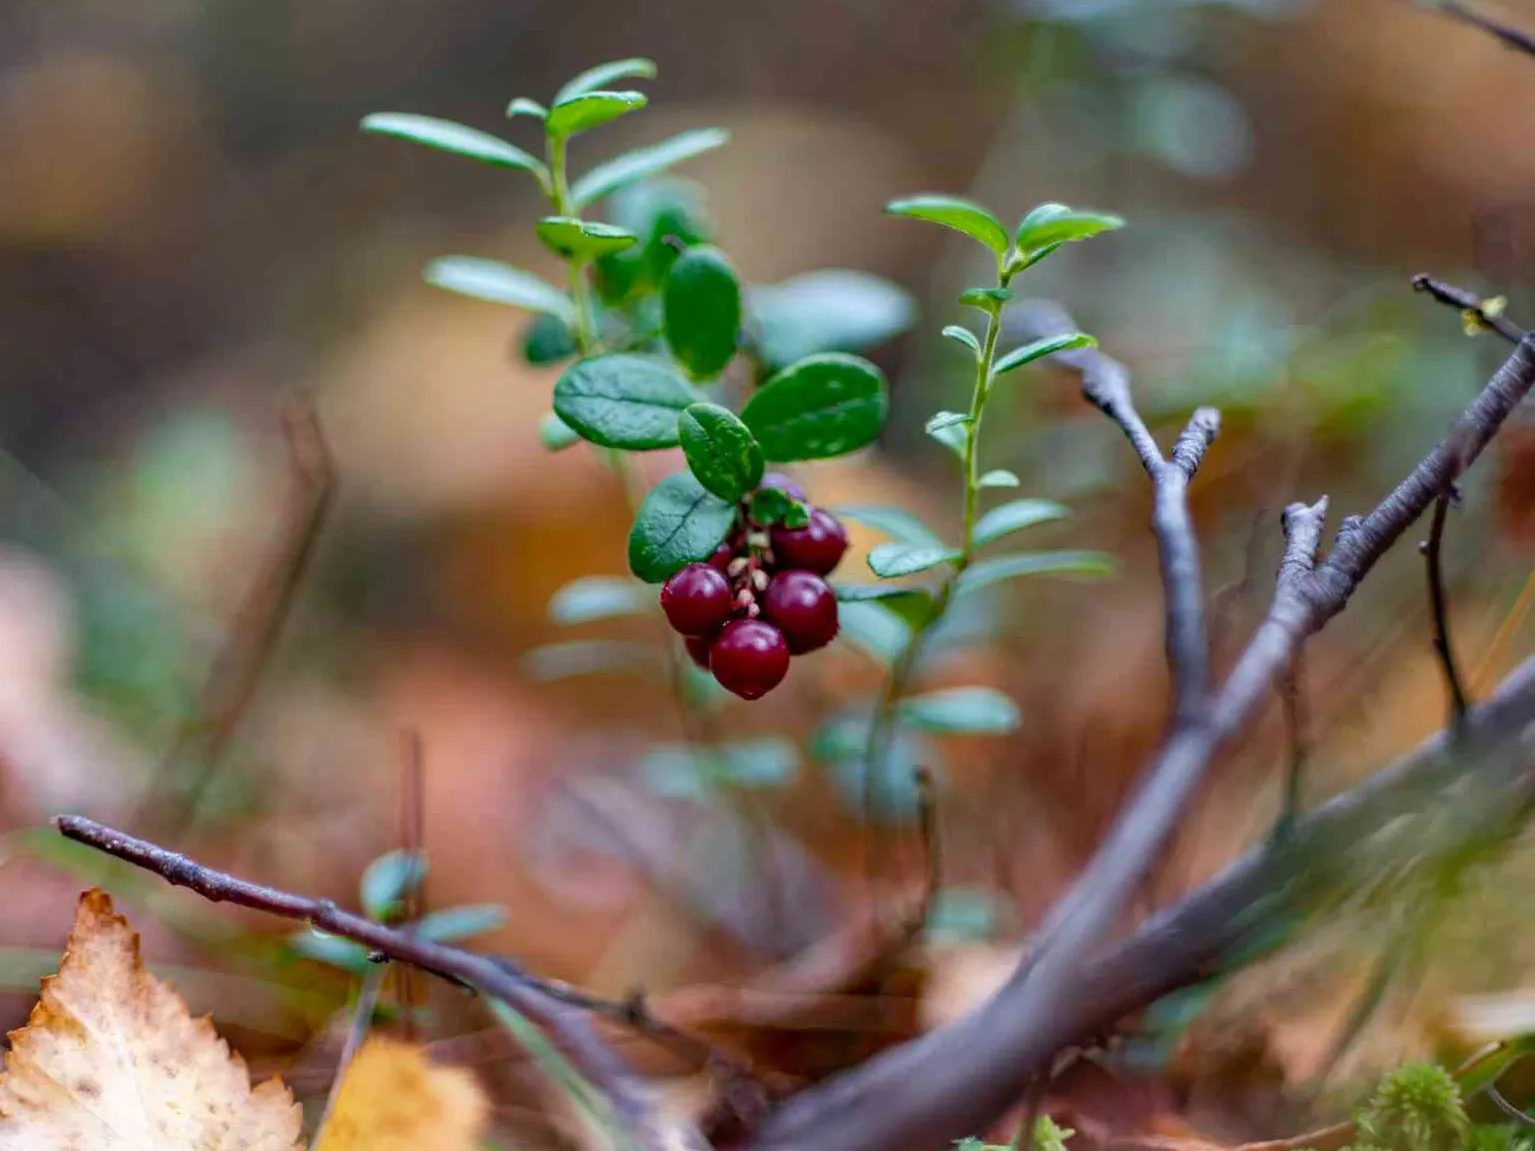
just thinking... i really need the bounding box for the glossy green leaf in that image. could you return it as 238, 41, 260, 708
1015, 202, 1126, 254
535, 217, 637, 260
524, 313, 578, 366
546, 90, 647, 138
978, 469, 1020, 489
679, 402, 763, 502
926, 411, 971, 433
360, 849, 427, 921
972, 498, 1069, 547
523, 640, 660, 681
506, 97, 548, 120
552, 354, 697, 450
554, 58, 657, 104
606, 178, 712, 286
539, 411, 581, 451
741, 353, 888, 461
748, 486, 809, 528
993, 333, 1096, 377
832, 583, 936, 628
833, 504, 945, 549
361, 113, 545, 177
886, 194, 1009, 255
942, 325, 982, 356
413, 904, 508, 943
960, 286, 1013, 311
749, 270, 915, 370
291, 930, 371, 976
954, 550, 1117, 596
628, 471, 737, 583
664, 246, 742, 379
425, 257, 576, 323
547, 576, 654, 625
926, 415, 969, 457
900, 686, 1021, 734
836, 601, 912, 662
571, 127, 730, 207
868, 543, 960, 578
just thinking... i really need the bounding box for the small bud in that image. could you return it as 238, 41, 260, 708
746, 602, 761, 618
727, 557, 750, 578
747, 531, 770, 550
750, 569, 769, 591
734, 588, 755, 610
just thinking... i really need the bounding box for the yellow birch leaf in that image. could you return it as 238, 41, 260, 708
314, 1035, 489, 1151
0, 888, 303, 1150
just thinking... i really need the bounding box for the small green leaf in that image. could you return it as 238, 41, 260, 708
978, 469, 1020, 489
926, 416, 969, 457
291, 930, 372, 975
679, 402, 763, 502
959, 286, 1013, 311
506, 97, 548, 120
749, 270, 915, 370
741, 353, 888, 461
426, 256, 575, 323
361, 113, 545, 177
552, 354, 697, 450
833, 504, 945, 549
547, 576, 654, 625
554, 58, 657, 104
360, 849, 427, 921
664, 245, 742, 379
886, 194, 1009, 255
413, 904, 508, 943
993, 333, 1096, 377
546, 90, 648, 138
535, 217, 638, 260
523, 640, 661, 681
972, 499, 1069, 547
628, 471, 738, 583
748, 486, 808, 527
572, 127, 730, 207
1015, 202, 1125, 255
868, 543, 960, 578
832, 583, 935, 628
539, 411, 581, 451
524, 313, 578, 366
900, 686, 1021, 735
836, 601, 912, 662
954, 550, 1117, 596
926, 411, 972, 433
942, 325, 982, 356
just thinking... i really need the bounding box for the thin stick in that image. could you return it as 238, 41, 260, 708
913, 767, 941, 934
1422, 491, 1471, 730
311, 964, 386, 1143
1416, 0, 1535, 59
1413, 274, 1528, 343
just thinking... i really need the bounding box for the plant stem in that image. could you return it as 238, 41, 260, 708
546, 133, 600, 355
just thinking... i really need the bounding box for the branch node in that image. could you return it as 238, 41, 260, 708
1278, 497, 1330, 596
1170, 407, 1222, 479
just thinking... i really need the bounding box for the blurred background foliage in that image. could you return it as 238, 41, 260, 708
3, 0, 1535, 1143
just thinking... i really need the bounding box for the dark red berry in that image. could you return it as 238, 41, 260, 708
760, 472, 808, 502
684, 633, 715, 669
761, 570, 839, 654
709, 619, 790, 700
660, 563, 733, 637
708, 541, 736, 574
770, 507, 848, 575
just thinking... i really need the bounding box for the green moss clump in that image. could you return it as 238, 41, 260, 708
1355, 1063, 1469, 1151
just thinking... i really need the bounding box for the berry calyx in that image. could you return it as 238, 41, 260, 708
770, 507, 848, 575
709, 619, 790, 699
660, 563, 733, 637
762, 570, 839, 654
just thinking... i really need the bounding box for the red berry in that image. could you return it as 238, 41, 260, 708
762, 570, 839, 654
708, 541, 735, 574
684, 633, 715, 669
709, 619, 790, 700
760, 472, 808, 503
660, 563, 733, 637
770, 507, 848, 575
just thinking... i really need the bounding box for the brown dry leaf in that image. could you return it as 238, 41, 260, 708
0, 888, 302, 1150
314, 1035, 488, 1151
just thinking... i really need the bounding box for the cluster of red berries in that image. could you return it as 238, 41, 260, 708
660, 475, 847, 700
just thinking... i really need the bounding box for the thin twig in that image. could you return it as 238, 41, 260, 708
1415, 0, 1535, 59
1422, 490, 1471, 730
1413, 274, 1528, 343
1487, 1083, 1535, 1127
311, 964, 386, 1143
913, 767, 941, 935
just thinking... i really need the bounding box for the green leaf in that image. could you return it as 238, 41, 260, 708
425, 256, 575, 323
360, 849, 427, 921
832, 582, 935, 628
926, 411, 971, 433
833, 504, 945, 549
664, 245, 742, 379
554, 58, 657, 104
942, 325, 982, 356
749, 270, 915, 370
547, 576, 653, 625
679, 402, 763, 502
552, 354, 697, 450
412, 904, 508, 943
900, 686, 1021, 735
972, 499, 1069, 547
885, 194, 1009, 255
954, 550, 1117, 596
993, 332, 1096, 377
978, 469, 1020, 489
740, 353, 888, 461
360, 113, 545, 177
748, 486, 808, 528
523, 640, 661, 681
1015, 202, 1125, 255
524, 313, 578, 366
628, 471, 737, 583
506, 97, 548, 120
836, 601, 912, 662
868, 543, 960, 578
959, 286, 1013, 311
546, 90, 648, 138
291, 930, 371, 975
539, 411, 581, 451
535, 217, 638, 260
926, 417, 969, 457
571, 127, 730, 208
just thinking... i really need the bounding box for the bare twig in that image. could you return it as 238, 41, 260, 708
1422, 491, 1471, 729
1415, 0, 1535, 59
1413, 274, 1528, 343
311, 965, 386, 1143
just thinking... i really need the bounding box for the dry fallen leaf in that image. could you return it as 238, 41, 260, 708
0, 888, 302, 1150
314, 1035, 488, 1151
